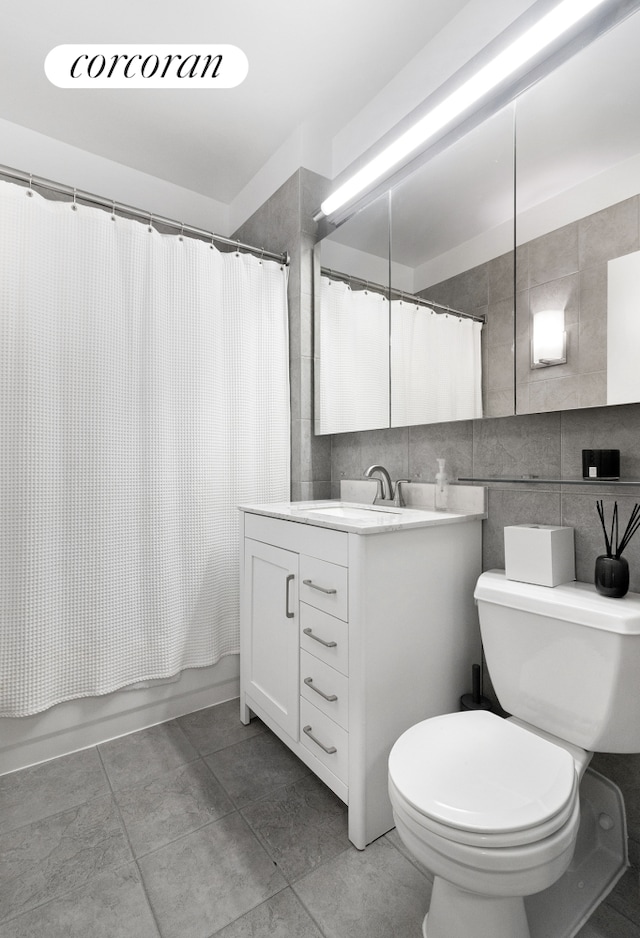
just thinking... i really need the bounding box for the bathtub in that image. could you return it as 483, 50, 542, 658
0, 656, 239, 775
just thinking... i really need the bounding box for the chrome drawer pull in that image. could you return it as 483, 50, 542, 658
303, 578, 337, 595
303, 724, 337, 754
303, 627, 337, 648
304, 676, 338, 702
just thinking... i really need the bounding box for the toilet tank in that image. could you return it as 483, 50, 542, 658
475, 571, 640, 752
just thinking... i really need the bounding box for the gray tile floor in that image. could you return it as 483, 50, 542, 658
1, 698, 639, 938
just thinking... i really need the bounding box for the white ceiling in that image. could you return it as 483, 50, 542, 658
0, 0, 471, 205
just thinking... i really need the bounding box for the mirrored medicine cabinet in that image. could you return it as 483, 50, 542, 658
314, 7, 640, 435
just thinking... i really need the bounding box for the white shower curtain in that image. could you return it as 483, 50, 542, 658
0, 180, 290, 717
391, 300, 483, 426
316, 276, 390, 433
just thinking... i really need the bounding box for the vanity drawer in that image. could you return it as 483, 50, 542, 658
243, 512, 348, 564
300, 649, 348, 730
300, 696, 348, 785
300, 555, 348, 621
300, 604, 348, 676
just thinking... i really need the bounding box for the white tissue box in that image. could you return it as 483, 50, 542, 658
504, 524, 575, 587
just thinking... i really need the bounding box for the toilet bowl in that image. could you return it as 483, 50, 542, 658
389, 711, 582, 938
388, 571, 639, 938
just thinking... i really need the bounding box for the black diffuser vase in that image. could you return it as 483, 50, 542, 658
595, 500, 640, 599
595, 554, 629, 598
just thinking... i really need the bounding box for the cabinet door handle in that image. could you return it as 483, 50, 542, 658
303, 724, 337, 754
303, 627, 337, 648
285, 574, 295, 618
302, 578, 337, 595
304, 676, 338, 702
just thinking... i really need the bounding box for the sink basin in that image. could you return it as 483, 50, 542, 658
304, 504, 402, 522
286, 501, 450, 529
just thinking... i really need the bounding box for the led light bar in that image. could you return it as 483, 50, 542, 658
320, 0, 608, 218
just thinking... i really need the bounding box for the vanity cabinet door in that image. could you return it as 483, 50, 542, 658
243, 538, 299, 740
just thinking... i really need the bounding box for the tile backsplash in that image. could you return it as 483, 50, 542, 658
340, 479, 487, 515
329, 403, 640, 586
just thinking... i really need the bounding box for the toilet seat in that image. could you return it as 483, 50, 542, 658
388, 711, 578, 848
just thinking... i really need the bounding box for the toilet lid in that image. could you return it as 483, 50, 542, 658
388, 711, 576, 835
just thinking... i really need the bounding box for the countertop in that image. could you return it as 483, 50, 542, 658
239, 500, 486, 535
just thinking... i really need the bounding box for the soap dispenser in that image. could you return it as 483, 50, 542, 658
435, 458, 449, 511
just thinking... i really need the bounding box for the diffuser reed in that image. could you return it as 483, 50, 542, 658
594, 500, 640, 597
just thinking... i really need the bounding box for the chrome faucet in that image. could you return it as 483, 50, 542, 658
364, 465, 393, 503
393, 479, 410, 507
364, 465, 409, 506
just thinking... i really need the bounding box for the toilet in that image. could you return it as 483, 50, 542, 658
388, 570, 640, 938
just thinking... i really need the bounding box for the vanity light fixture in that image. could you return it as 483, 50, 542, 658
531, 309, 567, 367
319, 0, 609, 219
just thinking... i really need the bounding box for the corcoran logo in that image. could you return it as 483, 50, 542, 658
45, 45, 248, 89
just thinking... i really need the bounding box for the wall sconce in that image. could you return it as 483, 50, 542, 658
531, 309, 567, 367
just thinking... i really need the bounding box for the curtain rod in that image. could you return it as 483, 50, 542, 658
0, 163, 289, 266
320, 267, 485, 324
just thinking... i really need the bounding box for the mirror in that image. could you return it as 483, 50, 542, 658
314, 8, 640, 435
515, 10, 640, 413
314, 193, 391, 435
390, 104, 515, 424
314, 105, 516, 435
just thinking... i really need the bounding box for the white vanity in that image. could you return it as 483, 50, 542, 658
239, 490, 485, 849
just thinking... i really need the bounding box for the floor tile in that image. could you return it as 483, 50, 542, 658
384, 827, 434, 881
98, 720, 199, 790
0, 794, 132, 924
113, 758, 234, 856
241, 773, 350, 881
204, 730, 310, 808
178, 699, 266, 755
1, 699, 636, 938
576, 899, 640, 938
603, 867, 640, 928
210, 888, 324, 937
0, 863, 159, 938
0, 747, 109, 835
293, 836, 431, 938
138, 811, 286, 938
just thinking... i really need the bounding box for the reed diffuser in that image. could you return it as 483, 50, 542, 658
595, 500, 640, 598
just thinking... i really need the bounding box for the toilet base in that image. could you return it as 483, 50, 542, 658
424, 876, 530, 938
409, 768, 627, 938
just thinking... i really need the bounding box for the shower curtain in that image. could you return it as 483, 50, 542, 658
0, 180, 290, 718
391, 300, 483, 425
316, 276, 390, 433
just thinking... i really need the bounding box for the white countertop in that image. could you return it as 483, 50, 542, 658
239, 500, 486, 535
